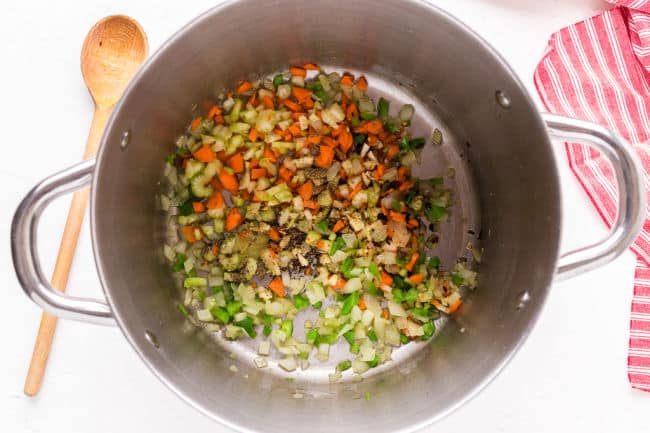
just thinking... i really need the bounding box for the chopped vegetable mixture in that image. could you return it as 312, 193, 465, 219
160, 64, 477, 379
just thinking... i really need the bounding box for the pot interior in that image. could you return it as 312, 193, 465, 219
92, 1, 561, 432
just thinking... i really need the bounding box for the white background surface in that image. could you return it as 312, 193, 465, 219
1, 0, 646, 432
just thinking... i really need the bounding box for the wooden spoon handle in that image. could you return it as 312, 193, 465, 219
24, 106, 111, 397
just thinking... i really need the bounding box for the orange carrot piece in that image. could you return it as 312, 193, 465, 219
398, 181, 414, 192
279, 166, 294, 182
365, 119, 384, 135
280, 98, 303, 112
314, 145, 335, 168
262, 146, 278, 163
211, 243, 219, 256
448, 299, 463, 314
263, 95, 275, 109
348, 183, 363, 200
225, 208, 242, 231
290, 66, 307, 77
190, 116, 202, 130
207, 190, 225, 209
305, 135, 322, 146
292, 87, 313, 105
405, 253, 419, 272
269, 277, 285, 297
389, 211, 406, 223
356, 76, 368, 91
219, 170, 238, 192
380, 271, 393, 287
193, 145, 216, 163
397, 166, 410, 183
298, 180, 313, 201
303, 62, 320, 70
340, 74, 354, 86
250, 168, 268, 180
358, 298, 367, 310
181, 226, 196, 243
226, 153, 244, 173
192, 202, 205, 213
407, 219, 419, 228
249, 128, 260, 142
386, 144, 400, 160
268, 228, 281, 242
207, 105, 222, 119
288, 123, 302, 138
346, 103, 359, 121
332, 220, 346, 233
382, 308, 390, 320
332, 276, 347, 290
236, 80, 252, 94
303, 199, 320, 210
374, 164, 386, 180
338, 129, 353, 153
316, 239, 328, 251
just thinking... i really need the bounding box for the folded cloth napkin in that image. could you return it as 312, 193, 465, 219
534, 0, 650, 391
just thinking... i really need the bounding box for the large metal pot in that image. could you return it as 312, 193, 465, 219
11, 1, 646, 432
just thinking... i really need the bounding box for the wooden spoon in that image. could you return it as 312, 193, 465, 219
23, 15, 148, 397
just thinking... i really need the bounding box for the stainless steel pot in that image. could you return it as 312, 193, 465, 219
11, 1, 646, 432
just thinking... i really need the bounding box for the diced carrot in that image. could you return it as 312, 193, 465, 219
322, 136, 337, 147
219, 170, 239, 192
290, 66, 307, 77
305, 267, 312, 276
348, 183, 363, 200
408, 274, 424, 284
356, 76, 368, 91
292, 87, 312, 105
236, 80, 252, 94
226, 153, 245, 173
382, 308, 390, 319
380, 271, 393, 287
263, 95, 274, 109
338, 129, 353, 153
374, 164, 386, 180
367, 135, 378, 145
398, 181, 414, 192
250, 168, 268, 180
386, 144, 400, 160
262, 146, 277, 163
397, 166, 410, 183
192, 202, 205, 213
268, 227, 281, 242
405, 253, 419, 272
298, 180, 313, 201
288, 123, 302, 138
280, 98, 303, 112
340, 74, 354, 86
365, 119, 383, 135
316, 239, 328, 252
207, 105, 222, 119
346, 103, 358, 121
303, 199, 320, 210
190, 116, 202, 130
181, 226, 196, 243
206, 190, 225, 209
279, 166, 294, 182
211, 243, 219, 256
250, 158, 259, 168
225, 208, 242, 231
305, 135, 322, 146
248, 90, 258, 107
332, 220, 346, 233
290, 112, 306, 121
193, 145, 216, 163
331, 125, 344, 138
214, 115, 224, 125
216, 150, 228, 162
358, 298, 367, 310
340, 93, 349, 110
314, 145, 335, 168
332, 276, 347, 290
407, 219, 419, 228
269, 277, 285, 297
448, 299, 463, 314
389, 211, 406, 223
303, 62, 320, 70
249, 128, 260, 142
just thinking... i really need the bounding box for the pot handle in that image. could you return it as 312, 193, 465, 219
542, 113, 646, 280
11, 158, 114, 325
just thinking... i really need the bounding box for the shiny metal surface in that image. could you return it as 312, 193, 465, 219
10, 158, 114, 325
9, 0, 646, 432
544, 113, 645, 280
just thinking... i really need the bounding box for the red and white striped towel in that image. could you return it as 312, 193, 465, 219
534, 0, 650, 391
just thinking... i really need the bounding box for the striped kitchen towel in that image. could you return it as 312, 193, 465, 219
534, 0, 650, 391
